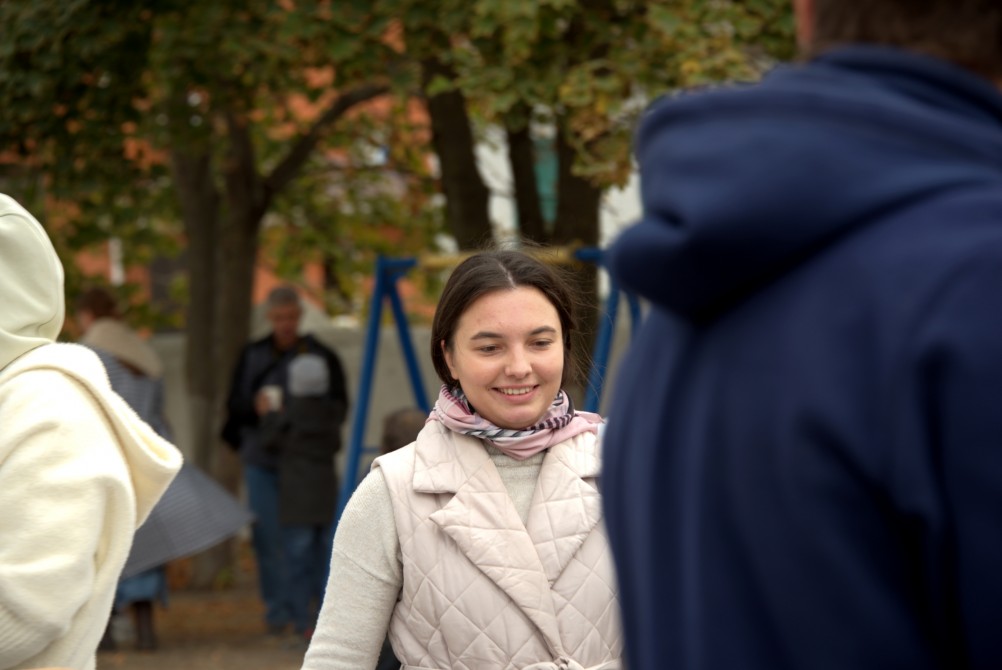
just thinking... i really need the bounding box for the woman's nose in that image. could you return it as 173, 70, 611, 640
505, 348, 531, 378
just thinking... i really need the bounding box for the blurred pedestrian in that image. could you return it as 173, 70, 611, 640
303, 248, 621, 669
379, 407, 427, 457
77, 286, 174, 651
603, 1, 1002, 668
260, 353, 347, 642
0, 194, 181, 670
77, 286, 252, 652
222, 286, 348, 636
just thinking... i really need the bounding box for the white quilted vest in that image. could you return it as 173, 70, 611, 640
373, 422, 622, 670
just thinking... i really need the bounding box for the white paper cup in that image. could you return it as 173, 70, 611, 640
261, 385, 283, 411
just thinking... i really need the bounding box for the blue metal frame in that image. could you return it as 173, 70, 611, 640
574, 247, 641, 412
336, 248, 638, 521
336, 256, 427, 520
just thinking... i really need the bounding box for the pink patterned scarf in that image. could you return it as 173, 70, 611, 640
430, 385, 603, 460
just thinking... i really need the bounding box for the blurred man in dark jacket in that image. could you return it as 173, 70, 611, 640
260, 352, 345, 641
222, 286, 348, 636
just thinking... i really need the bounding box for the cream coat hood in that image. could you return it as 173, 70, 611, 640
0, 194, 65, 371
0, 343, 182, 669
0, 196, 182, 669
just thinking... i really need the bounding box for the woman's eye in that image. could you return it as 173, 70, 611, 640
477, 345, 500, 353
532, 339, 553, 348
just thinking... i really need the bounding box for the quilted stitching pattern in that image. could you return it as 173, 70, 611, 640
379, 426, 622, 669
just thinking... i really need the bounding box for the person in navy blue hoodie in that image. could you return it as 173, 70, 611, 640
602, 1, 1002, 669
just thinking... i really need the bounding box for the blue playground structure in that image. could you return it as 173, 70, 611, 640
337, 246, 640, 520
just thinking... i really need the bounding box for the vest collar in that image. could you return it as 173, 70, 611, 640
411, 422, 601, 493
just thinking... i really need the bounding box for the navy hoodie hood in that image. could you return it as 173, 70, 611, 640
609, 46, 1002, 321
603, 45, 1002, 670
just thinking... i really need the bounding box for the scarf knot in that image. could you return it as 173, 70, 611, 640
430, 385, 603, 460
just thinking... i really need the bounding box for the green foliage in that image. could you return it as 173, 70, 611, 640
0, 1, 152, 176
0, 0, 434, 321
264, 109, 445, 314
383, 0, 794, 187
0, 0, 793, 321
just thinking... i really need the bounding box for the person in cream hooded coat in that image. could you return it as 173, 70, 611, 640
0, 194, 182, 670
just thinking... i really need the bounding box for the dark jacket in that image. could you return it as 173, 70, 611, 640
222, 333, 348, 469
260, 395, 345, 526
604, 46, 1002, 670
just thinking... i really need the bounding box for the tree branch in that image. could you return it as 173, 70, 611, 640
302, 160, 437, 188
223, 111, 266, 229
264, 84, 389, 197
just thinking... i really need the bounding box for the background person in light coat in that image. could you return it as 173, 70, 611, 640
303, 248, 621, 669
77, 286, 174, 652
0, 193, 181, 670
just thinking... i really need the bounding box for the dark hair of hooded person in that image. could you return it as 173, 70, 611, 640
430, 247, 586, 393
76, 286, 120, 320
807, 0, 1002, 79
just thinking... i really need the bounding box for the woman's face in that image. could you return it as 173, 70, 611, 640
443, 286, 564, 429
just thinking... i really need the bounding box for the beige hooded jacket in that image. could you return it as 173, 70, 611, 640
0, 194, 182, 670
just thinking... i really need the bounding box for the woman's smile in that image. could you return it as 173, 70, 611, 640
495, 385, 537, 397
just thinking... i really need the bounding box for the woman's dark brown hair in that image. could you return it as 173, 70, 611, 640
430, 248, 584, 390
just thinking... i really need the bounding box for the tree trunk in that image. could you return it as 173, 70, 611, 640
169, 92, 379, 587
217, 111, 267, 462
185, 205, 259, 590
170, 148, 220, 475
506, 115, 547, 243
551, 122, 603, 404
183, 113, 268, 590
421, 56, 492, 250
170, 146, 238, 590
551, 128, 601, 249
213, 117, 265, 491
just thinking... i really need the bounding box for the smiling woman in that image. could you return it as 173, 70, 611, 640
302, 248, 622, 670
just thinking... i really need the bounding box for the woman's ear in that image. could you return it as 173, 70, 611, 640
441, 339, 457, 380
